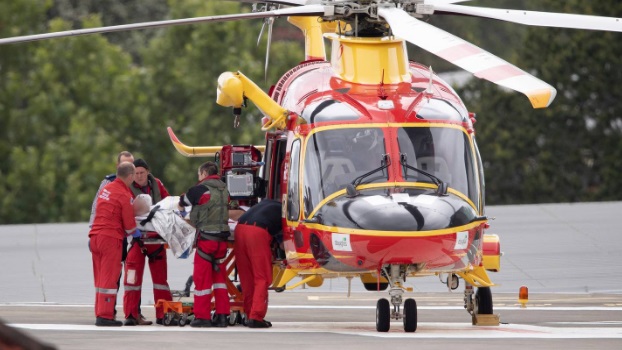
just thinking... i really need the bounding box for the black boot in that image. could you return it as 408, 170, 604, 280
96, 317, 122, 327
190, 318, 212, 328
213, 314, 228, 328
247, 319, 272, 328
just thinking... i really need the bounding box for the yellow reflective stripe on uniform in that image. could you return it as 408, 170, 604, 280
124, 286, 141, 291
96, 287, 118, 295
153, 284, 170, 291
212, 283, 227, 290
194, 288, 212, 296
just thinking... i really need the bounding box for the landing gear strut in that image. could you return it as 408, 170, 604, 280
375, 264, 417, 332
464, 284, 493, 315
464, 283, 497, 325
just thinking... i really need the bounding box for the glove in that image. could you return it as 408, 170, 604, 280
132, 229, 142, 238
179, 248, 191, 259
179, 209, 187, 218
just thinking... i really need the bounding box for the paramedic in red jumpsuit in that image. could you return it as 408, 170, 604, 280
179, 161, 231, 328
88, 151, 133, 320
234, 199, 282, 328
123, 158, 173, 326
89, 162, 137, 327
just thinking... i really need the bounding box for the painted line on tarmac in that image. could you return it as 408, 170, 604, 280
2, 303, 622, 312
9, 322, 622, 339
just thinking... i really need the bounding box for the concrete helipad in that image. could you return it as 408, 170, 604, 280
1, 202, 621, 349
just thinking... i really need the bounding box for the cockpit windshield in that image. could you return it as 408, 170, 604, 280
301, 125, 479, 217
397, 126, 478, 207
303, 127, 387, 216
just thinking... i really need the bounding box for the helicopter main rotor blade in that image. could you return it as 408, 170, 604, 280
433, 4, 622, 32
0, 5, 327, 45
378, 7, 556, 109
426, 0, 472, 3
265, 17, 274, 83
230, 0, 312, 6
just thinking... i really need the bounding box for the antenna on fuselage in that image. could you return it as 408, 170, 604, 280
426, 66, 434, 95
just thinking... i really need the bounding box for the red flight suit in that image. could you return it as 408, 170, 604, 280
124, 176, 173, 320
234, 224, 273, 321
89, 178, 136, 320
180, 175, 231, 320
123, 233, 173, 320
193, 239, 229, 319
234, 199, 282, 322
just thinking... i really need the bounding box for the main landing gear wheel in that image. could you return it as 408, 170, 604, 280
403, 298, 417, 332
475, 287, 493, 315
376, 298, 391, 332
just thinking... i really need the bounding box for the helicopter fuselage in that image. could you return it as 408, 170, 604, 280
266, 36, 493, 280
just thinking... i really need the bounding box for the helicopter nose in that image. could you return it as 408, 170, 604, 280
317, 192, 477, 232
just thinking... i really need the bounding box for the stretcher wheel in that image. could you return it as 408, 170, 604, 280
163, 312, 175, 326
229, 311, 240, 326
179, 313, 189, 327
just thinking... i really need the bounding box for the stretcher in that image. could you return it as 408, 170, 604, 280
144, 235, 245, 327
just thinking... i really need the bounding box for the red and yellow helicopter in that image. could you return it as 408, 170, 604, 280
3, 0, 621, 333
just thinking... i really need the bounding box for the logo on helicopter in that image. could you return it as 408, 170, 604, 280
332, 233, 352, 252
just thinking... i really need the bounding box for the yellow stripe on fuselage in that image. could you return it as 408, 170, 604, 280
298, 220, 486, 238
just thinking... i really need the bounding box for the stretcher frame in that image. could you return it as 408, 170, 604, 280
143, 236, 245, 326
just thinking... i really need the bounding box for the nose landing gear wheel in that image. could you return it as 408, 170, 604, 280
403, 298, 417, 332
376, 298, 390, 332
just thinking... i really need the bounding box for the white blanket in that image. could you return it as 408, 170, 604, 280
136, 196, 195, 258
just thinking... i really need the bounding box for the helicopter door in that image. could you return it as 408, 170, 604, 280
261, 133, 288, 200
286, 139, 301, 221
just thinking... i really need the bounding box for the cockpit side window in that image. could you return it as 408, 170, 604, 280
303, 127, 387, 216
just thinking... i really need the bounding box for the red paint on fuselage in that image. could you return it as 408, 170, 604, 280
271, 60, 482, 273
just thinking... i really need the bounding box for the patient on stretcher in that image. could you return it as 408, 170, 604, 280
133, 194, 195, 258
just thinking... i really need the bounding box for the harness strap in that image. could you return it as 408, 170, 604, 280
196, 242, 227, 272
130, 237, 164, 262
130, 238, 147, 255
140, 205, 160, 226
146, 245, 164, 263
198, 231, 228, 242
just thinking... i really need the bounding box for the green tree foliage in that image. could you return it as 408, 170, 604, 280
48, 0, 169, 61
459, 0, 622, 204
140, 0, 303, 195
1, 0, 620, 223
1, 15, 143, 223
0, 0, 303, 223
